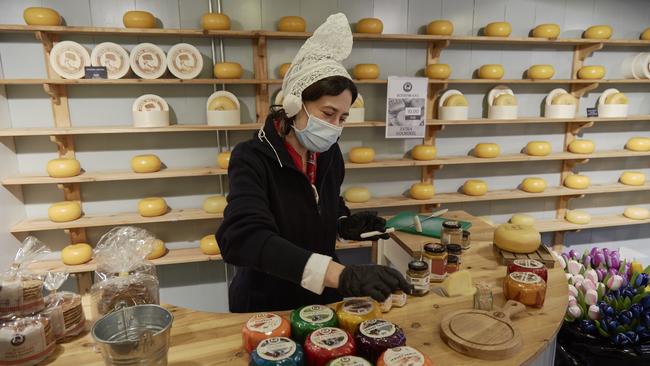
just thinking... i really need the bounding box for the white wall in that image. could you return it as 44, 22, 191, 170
0, 0, 649, 312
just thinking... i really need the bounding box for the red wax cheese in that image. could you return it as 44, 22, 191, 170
507, 258, 548, 282
377, 346, 434, 366
304, 327, 356, 366
242, 312, 291, 353
503, 272, 547, 308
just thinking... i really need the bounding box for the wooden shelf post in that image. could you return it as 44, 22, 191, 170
254, 36, 269, 123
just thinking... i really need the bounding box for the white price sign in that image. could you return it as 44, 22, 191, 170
385, 76, 428, 139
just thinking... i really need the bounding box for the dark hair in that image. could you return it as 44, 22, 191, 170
270, 76, 358, 136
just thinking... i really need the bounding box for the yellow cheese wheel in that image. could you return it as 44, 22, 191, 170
525, 141, 552, 156
349, 147, 375, 163
344, 187, 371, 203
353, 64, 380, 80
201, 12, 231, 30
577, 65, 606, 80
138, 197, 168, 217
443, 94, 468, 107
48, 201, 82, 222
521, 177, 547, 193
583, 25, 613, 39
605, 92, 628, 104
208, 96, 238, 111
623, 206, 650, 220
568, 139, 595, 154
626, 137, 650, 152
46, 158, 81, 178
478, 64, 504, 79
493, 223, 541, 253
462, 179, 488, 196
131, 154, 162, 173
147, 239, 168, 260
510, 214, 535, 226
565, 210, 591, 224
214, 62, 243, 79
61, 243, 92, 265
532, 24, 560, 39
411, 144, 436, 160
217, 151, 231, 169
351, 96, 364, 108
203, 195, 227, 214
426, 20, 454, 35
564, 174, 590, 189
23, 7, 61, 26
493, 94, 518, 106
551, 94, 577, 105
410, 183, 435, 200
426, 64, 451, 79
336, 298, 381, 334
123, 11, 156, 28
484, 22, 512, 37
278, 16, 306, 32
356, 18, 383, 34
278, 63, 291, 78
527, 65, 555, 80
642, 28, 650, 40
473, 143, 500, 158
620, 171, 646, 186
200, 234, 220, 255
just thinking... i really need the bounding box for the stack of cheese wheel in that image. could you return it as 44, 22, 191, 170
242, 313, 291, 353
290, 304, 338, 344
61, 243, 93, 265
493, 223, 541, 253
335, 298, 380, 334
355, 319, 406, 363
507, 259, 548, 282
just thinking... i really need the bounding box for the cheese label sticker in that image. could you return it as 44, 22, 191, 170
133, 48, 163, 75
342, 298, 374, 315
246, 313, 282, 334
328, 356, 371, 366
310, 327, 348, 350
510, 271, 542, 284
382, 346, 425, 366
299, 305, 334, 324
54, 47, 84, 74
169, 47, 199, 75
136, 97, 165, 112
257, 337, 296, 361
513, 259, 544, 269
359, 319, 396, 339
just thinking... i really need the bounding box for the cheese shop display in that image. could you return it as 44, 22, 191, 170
493, 223, 541, 253
488, 86, 518, 119
200, 234, 221, 255
214, 61, 243, 79
462, 179, 488, 196
347, 94, 365, 123
425, 63, 451, 79
564, 174, 590, 189
509, 213, 535, 226
507, 259, 548, 282
48, 201, 82, 222
441, 270, 476, 297
131, 154, 162, 173
327, 356, 372, 366
203, 195, 227, 214
623, 206, 650, 220
90, 42, 130, 79
642, 28, 650, 40
565, 210, 592, 225
137, 197, 168, 217
243, 313, 291, 353
167, 43, 203, 79
348, 147, 375, 164
40, 272, 85, 341
353, 64, 380, 80
250, 337, 304, 366
409, 183, 434, 200
146, 239, 168, 260
61, 243, 92, 265
376, 346, 433, 366
621, 52, 650, 79
304, 327, 356, 366
344, 187, 371, 203
123, 10, 156, 28
426, 20, 454, 35
532, 23, 561, 39
568, 139, 595, 154
625, 137, 650, 152
411, 144, 436, 160
23, 7, 61, 26
132, 94, 170, 127
527, 65, 555, 80
520, 177, 547, 193
279, 63, 291, 78
545, 89, 577, 118
356, 18, 383, 34
503, 272, 547, 308
619, 171, 646, 186
577, 65, 606, 80
0, 316, 56, 366
525, 141, 552, 156
290, 305, 338, 344
278, 16, 306, 32
473, 142, 500, 158
583, 25, 613, 39
49, 41, 90, 79
201, 12, 231, 30
478, 64, 504, 79
598, 89, 629, 117
438, 90, 469, 120
217, 151, 232, 169
355, 319, 406, 362
207, 91, 241, 125
484, 21, 512, 37
46, 158, 81, 178
130, 43, 167, 79
335, 298, 381, 334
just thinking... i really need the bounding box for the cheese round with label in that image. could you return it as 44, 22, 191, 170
521, 177, 547, 193
278, 16, 306, 32
410, 183, 435, 200
356, 18, 383, 34
626, 137, 650, 152
503, 272, 547, 308
462, 179, 488, 196
510, 214, 535, 226
335, 298, 381, 335
493, 223, 541, 253
344, 187, 371, 204
568, 139, 595, 154
304, 327, 356, 366
47, 158, 81, 178
61, 243, 93, 265
243, 313, 292, 353
131, 154, 162, 173
411, 145, 436, 160
473, 143, 500, 158
565, 210, 591, 225
564, 174, 590, 189
48, 201, 82, 222
623, 206, 650, 220
355, 319, 406, 363
426, 20, 454, 35
507, 259, 548, 282
250, 337, 304, 366
203, 195, 227, 214
377, 346, 434, 366
484, 22, 512, 37
290, 305, 338, 344
525, 141, 552, 156
326, 356, 372, 366
620, 171, 646, 186
349, 147, 375, 163
138, 197, 168, 217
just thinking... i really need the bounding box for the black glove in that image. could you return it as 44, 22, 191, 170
337, 211, 389, 241
338, 264, 412, 302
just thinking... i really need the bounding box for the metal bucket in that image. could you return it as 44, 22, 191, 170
92, 304, 173, 366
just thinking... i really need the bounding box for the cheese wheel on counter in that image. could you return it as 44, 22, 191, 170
493, 224, 541, 254
462, 179, 488, 196
147, 239, 167, 260
525, 141, 552, 156
203, 195, 227, 214
620, 171, 646, 186
509, 214, 535, 226
623, 206, 650, 220
304, 327, 356, 366
61, 243, 93, 265
409, 183, 434, 200
564, 174, 590, 189
503, 272, 547, 308
243, 313, 291, 353
565, 210, 591, 225
131, 154, 162, 173
568, 139, 595, 154
290, 305, 338, 344
344, 187, 371, 203
250, 337, 304, 366
138, 197, 168, 217
349, 147, 375, 163
46, 158, 81, 178
626, 137, 650, 152
520, 177, 547, 193
507, 259, 548, 282
377, 346, 434, 366
473, 143, 500, 158
411, 145, 436, 160
335, 298, 381, 335
48, 201, 82, 222
326, 356, 372, 366
355, 319, 406, 363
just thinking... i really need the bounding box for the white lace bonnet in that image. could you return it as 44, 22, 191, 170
281, 13, 353, 117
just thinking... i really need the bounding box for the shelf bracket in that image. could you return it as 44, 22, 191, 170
569, 121, 595, 134
570, 82, 599, 98
427, 40, 450, 62
49, 135, 76, 158
35, 31, 56, 54
565, 159, 590, 173
43, 83, 63, 105
574, 43, 604, 64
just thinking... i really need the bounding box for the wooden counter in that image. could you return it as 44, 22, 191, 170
44, 211, 567, 366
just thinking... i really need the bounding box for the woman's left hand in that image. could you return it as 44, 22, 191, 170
337, 211, 389, 241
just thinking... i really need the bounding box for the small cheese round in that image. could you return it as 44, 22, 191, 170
484, 22, 512, 37
278, 63, 291, 78
200, 234, 220, 255
147, 239, 168, 260
137, 197, 168, 217
410, 183, 435, 200
605, 92, 629, 105
131, 154, 162, 173
411, 145, 436, 160
568, 139, 595, 154
425, 64, 451, 79
527, 65, 555, 80
214, 62, 243, 79
620, 171, 646, 186
353, 64, 380, 80
48, 201, 82, 222
478, 64, 504, 79
625, 137, 650, 152
473, 143, 500, 158
493, 94, 518, 106
503, 272, 546, 308
290, 305, 338, 345
510, 214, 535, 226
304, 327, 356, 365
46, 158, 81, 178
532, 24, 560, 39
335, 298, 381, 335
564, 174, 590, 189
201, 12, 231, 30
551, 93, 577, 105
243, 313, 291, 354
203, 195, 227, 214
208, 96, 238, 111
525, 141, 552, 156
356, 18, 383, 34
217, 151, 231, 169
642, 28, 650, 40
583, 25, 613, 39
344, 187, 371, 203
565, 210, 591, 224
278, 16, 306, 32
493, 223, 541, 253
521, 177, 547, 193
443, 94, 468, 107
426, 20, 454, 35
61, 243, 92, 265
23, 7, 61, 26
577, 65, 606, 80
462, 179, 488, 196
349, 147, 375, 164
623, 206, 650, 220
377, 346, 433, 366
123, 10, 156, 28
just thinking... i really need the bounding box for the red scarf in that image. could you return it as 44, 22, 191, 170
274, 120, 318, 185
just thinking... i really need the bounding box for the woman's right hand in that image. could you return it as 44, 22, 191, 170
336, 264, 412, 302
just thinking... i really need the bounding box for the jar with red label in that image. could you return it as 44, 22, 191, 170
503, 272, 547, 308
507, 259, 548, 282
446, 255, 460, 273
422, 243, 447, 282
304, 327, 356, 366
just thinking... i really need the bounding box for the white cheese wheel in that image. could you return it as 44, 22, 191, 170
620, 171, 646, 186
510, 214, 535, 226
138, 197, 168, 217
344, 187, 371, 203
623, 206, 650, 220
521, 177, 547, 193
565, 210, 591, 224
564, 174, 590, 189
493, 223, 541, 254
48, 201, 82, 222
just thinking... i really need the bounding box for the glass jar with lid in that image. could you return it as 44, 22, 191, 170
406, 260, 430, 296
441, 220, 463, 247
422, 243, 447, 282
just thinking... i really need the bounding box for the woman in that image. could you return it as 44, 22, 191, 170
216, 13, 409, 312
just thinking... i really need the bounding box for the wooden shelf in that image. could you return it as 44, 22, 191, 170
536, 214, 650, 233
430, 115, 650, 126
264, 79, 650, 85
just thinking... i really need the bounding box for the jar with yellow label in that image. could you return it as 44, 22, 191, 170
423, 243, 447, 282
406, 260, 430, 296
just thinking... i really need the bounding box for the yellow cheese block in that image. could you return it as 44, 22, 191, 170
605, 92, 628, 105
624, 206, 650, 220
278, 16, 306, 32
138, 197, 168, 217
493, 223, 541, 253
203, 195, 227, 214
410, 183, 435, 200
131, 154, 162, 173
478, 64, 504, 79
349, 147, 375, 164
208, 96, 238, 111
46, 158, 81, 178
61, 243, 92, 265
48, 201, 82, 222
214, 62, 243, 79
620, 171, 646, 186
442, 270, 476, 297
626, 137, 650, 152
411, 145, 436, 160
200, 234, 221, 255
521, 177, 547, 193
344, 187, 371, 203
278, 63, 291, 78
353, 64, 380, 80
565, 210, 591, 224
568, 139, 595, 154
510, 214, 535, 226
201, 13, 230, 30
484, 22, 512, 37
356, 18, 383, 34
564, 174, 590, 189
642, 28, 650, 40
23, 7, 61, 26
462, 179, 488, 196
217, 151, 231, 169
147, 239, 168, 260
426, 20, 454, 35
532, 24, 560, 39
426, 64, 451, 79
123, 11, 156, 28
473, 143, 500, 158
443, 94, 468, 107
525, 141, 552, 156
527, 65, 555, 80
551, 94, 577, 105
583, 25, 613, 39
493, 94, 517, 106
578, 65, 606, 80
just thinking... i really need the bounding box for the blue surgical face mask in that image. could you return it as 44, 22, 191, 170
292, 104, 343, 153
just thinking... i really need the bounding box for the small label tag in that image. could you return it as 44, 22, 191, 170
586, 107, 598, 117
84, 66, 107, 79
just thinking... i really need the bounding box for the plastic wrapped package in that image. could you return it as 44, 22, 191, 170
89, 227, 159, 321
40, 272, 85, 341
0, 237, 50, 319
0, 315, 56, 366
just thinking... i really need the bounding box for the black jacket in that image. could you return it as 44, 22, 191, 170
216, 114, 350, 312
